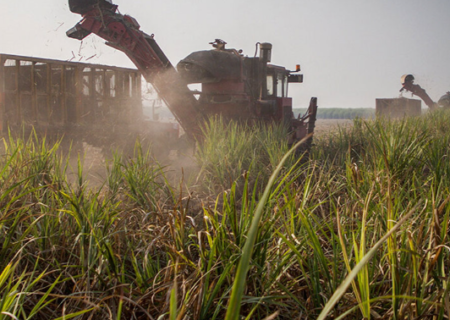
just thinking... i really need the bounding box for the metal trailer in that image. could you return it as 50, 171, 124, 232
376, 98, 422, 118
0, 53, 142, 134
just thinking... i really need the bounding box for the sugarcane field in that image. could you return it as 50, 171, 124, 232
1, 1, 450, 319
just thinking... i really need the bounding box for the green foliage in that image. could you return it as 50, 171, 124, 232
194, 116, 296, 192
2, 110, 450, 319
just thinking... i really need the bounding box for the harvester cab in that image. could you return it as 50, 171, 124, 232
176, 40, 306, 123
67, 0, 318, 150
439, 92, 450, 109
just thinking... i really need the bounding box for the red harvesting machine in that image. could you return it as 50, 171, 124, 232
67, 0, 318, 149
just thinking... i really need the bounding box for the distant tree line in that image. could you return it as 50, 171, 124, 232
293, 108, 375, 119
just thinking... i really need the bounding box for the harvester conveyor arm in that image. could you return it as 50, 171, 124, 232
67, 0, 205, 140
401, 80, 437, 110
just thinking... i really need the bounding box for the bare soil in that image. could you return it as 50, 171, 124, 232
314, 119, 353, 135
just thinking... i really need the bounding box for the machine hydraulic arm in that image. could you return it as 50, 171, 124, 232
67, 0, 205, 139
400, 74, 437, 110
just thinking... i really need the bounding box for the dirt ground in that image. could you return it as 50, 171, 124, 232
313, 119, 353, 135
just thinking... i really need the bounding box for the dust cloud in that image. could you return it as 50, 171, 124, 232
0, 124, 199, 189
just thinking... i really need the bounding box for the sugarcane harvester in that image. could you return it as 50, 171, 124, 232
67, 0, 318, 149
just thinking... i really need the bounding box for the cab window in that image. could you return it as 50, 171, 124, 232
276, 73, 288, 97
266, 74, 274, 96
277, 74, 283, 97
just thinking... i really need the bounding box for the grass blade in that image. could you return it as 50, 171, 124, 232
317, 203, 421, 320
224, 134, 312, 320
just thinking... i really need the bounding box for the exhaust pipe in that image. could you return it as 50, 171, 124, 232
259, 42, 272, 63
259, 43, 272, 100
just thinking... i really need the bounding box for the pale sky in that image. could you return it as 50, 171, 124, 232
2, 0, 450, 109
